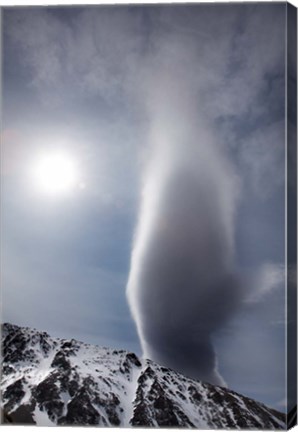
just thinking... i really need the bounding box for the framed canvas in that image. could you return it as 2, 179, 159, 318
0, 1, 297, 430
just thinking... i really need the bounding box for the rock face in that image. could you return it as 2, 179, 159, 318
1, 323, 285, 429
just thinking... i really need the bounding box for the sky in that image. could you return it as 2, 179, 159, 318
1, 2, 288, 411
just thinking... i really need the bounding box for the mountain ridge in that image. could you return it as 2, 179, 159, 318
1, 322, 286, 429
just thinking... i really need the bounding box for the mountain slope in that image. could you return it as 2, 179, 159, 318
1, 323, 285, 429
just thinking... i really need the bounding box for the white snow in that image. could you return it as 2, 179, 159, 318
33, 406, 56, 426
121, 359, 144, 426
1, 324, 286, 430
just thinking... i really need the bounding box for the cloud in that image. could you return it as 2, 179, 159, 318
257, 263, 284, 296
126, 3, 285, 387
239, 121, 285, 198
127, 114, 241, 385
3, 7, 146, 106
244, 262, 285, 303
126, 18, 243, 383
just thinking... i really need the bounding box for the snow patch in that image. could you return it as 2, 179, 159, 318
33, 406, 55, 426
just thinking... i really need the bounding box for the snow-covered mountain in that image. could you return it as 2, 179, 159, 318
1, 323, 285, 429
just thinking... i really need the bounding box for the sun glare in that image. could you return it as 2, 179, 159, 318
32, 151, 78, 196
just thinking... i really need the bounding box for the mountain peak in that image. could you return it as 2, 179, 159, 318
1, 323, 285, 429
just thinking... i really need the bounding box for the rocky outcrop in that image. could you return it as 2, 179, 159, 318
1, 323, 286, 429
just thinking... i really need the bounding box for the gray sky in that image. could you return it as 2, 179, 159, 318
1, 3, 286, 411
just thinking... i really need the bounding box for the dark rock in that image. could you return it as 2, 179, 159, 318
68, 379, 80, 397
188, 384, 202, 403
32, 373, 64, 420
126, 352, 142, 368
3, 379, 25, 413
8, 404, 36, 425
1, 408, 13, 424
39, 334, 51, 355
58, 388, 101, 426
1, 323, 287, 429
61, 339, 80, 356
94, 392, 121, 426
51, 351, 71, 370
2, 365, 15, 376
176, 390, 186, 401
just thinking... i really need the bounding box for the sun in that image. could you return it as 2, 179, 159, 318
32, 151, 78, 196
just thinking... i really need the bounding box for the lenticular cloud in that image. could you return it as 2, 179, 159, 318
125, 5, 246, 387
127, 84, 241, 385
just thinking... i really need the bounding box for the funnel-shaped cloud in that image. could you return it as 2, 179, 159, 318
127, 81, 241, 385
127, 3, 285, 387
